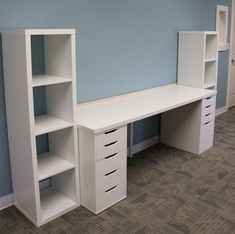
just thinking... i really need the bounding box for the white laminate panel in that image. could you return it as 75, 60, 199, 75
32, 75, 72, 87
96, 150, 127, 178
200, 120, 215, 153
76, 85, 216, 134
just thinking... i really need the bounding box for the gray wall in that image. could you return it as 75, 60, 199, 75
0, 0, 232, 198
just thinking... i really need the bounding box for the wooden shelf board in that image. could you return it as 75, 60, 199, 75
35, 115, 73, 136
32, 75, 72, 87
40, 187, 77, 223
38, 153, 75, 181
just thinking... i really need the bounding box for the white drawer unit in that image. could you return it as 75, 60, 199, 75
199, 95, 216, 153
161, 94, 216, 155
79, 125, 127, 214
200, 120, 215, 153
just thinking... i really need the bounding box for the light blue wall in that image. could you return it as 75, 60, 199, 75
0, 0, 232, 198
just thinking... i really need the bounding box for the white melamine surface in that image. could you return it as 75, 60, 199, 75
3, 29, 75, 35
76, 85, 216, 134
178, 31, 218, 90
32, 75, 72, 87
35, 115, 73, 136
37, 153, 75, 181
40, 187, 77, 224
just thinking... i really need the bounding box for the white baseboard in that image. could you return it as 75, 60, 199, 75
216, 106, 228, 116
129, 135, 160, 157
0, 193, 13, 210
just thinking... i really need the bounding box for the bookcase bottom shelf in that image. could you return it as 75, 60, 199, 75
39, 187, 77, 226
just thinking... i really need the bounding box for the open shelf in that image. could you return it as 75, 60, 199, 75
204, 61, 217, 89
32, 75, 72, 87
33, 82, 74, 135
36, 127, 76, 181
31, 34, 72, 80
39, 169, 77, 224
38, 153, 75, 181
35, 115, 73, 136
205, 34, 218, 61
40, 187, 77, 223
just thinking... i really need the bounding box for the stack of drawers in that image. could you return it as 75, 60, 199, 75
199, 95, 216, 153
79, 125, 127, 214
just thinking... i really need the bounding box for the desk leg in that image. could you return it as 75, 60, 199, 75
128, 123, 134, 158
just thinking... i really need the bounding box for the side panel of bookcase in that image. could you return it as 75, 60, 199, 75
2, 33, 40, 222
178, 33, 205, 88
71, 33, 80, 204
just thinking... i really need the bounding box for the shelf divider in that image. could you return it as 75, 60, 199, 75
35, 115, 73, 136
32, 75, 72, 87
38, 152, 75, 181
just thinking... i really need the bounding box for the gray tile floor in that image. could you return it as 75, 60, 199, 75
0, 108, 235, 234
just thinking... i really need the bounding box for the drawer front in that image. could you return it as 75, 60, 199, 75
200, 120, 215, 154
96, 167, 126, 194
202, 111, 215, 125
202, 101, 216, 116
96, 140, 126, 160
96, 167, 126, 213
96, 126, 127, 149
96, 150, 127, 178
203, 95, 216, 108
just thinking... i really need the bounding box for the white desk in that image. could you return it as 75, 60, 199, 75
76, 84, 216, 133
76, 84, 216, 214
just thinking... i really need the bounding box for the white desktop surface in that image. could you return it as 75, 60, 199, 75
76, 84, 216, 134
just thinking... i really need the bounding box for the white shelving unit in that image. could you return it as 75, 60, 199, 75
2, 29, 79, 227
178, 31, 218, 90
170, 31, 218, 155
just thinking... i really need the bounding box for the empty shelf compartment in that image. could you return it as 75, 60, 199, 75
39, 169, 78, 224
36, 128, 76, 180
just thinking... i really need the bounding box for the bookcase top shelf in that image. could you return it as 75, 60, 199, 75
2, 29, 75, 35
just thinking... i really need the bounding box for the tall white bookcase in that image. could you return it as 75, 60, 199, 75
2, 29, 80, 227
178, 31, 218, 90
161, 31, 218, 155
